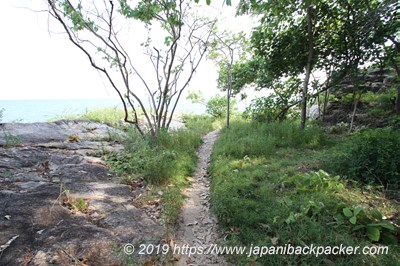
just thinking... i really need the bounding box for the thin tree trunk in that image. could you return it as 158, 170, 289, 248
226, 50, 234, 129
392, 63, 400, 114
301, 5, 314, 129
226, 67, 232, 129
349, 92, 361, 132
387, 37, 400, 114
349, 66, 361, 132
322, 89, 329, 122
226, 88, 230, 128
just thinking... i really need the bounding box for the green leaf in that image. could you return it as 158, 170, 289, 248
370, 221, 395, 231
349, 216, 357, 225
353, 207, 363, 217
343, 208, 353, 218
367, 226, 380, 242
370, 209, 382, 221
352, 225, 365, 231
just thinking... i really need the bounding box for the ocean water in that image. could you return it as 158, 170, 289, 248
0, 99, 206, 123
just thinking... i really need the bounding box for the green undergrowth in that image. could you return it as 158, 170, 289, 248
106, 114, 221, 226
325, 128, 400, 192
210, 120, 399, 265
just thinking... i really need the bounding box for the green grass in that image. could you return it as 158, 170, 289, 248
105, 114, 222, 226
210, 120, 399, 265
324, 128, 400, 191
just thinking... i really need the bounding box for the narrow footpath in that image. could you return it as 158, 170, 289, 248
173, 130, 229, 266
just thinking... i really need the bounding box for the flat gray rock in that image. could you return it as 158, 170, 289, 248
0, 120, 164, 265
0, 119, 123, 145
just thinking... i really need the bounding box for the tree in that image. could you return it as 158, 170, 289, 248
208, 31, 248, 128
46, 0, 216, 136
243, 77, 302, 122
301, 4, 314, 129
194, 0, 232, 6
236, 0, 399, 128
237, 0, 320, 128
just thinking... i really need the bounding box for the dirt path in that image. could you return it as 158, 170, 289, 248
173, 130, 229, 266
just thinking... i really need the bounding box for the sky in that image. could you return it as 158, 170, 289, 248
0, 0, 254, 101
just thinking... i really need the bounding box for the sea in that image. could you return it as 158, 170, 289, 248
0, 99, 206, 123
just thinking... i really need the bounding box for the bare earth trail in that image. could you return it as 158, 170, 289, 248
173, 130, 230, 266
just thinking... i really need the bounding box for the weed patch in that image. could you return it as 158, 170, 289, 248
210, 121, 399, 265
2, 132, 21, 147
326, 128, 400, 191
50, 107, 125, 128
107, 115, 220, 225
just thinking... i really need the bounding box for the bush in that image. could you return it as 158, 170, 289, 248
243, 78, 301, 122
206, 95, 236, 118
0, 108, 4, 122
329, 128, 400, 190
243, 96, 284, 122
108, 119, 207, 185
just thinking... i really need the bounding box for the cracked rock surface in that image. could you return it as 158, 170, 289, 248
0, 120, 163, 266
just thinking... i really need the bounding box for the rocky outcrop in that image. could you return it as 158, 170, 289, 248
321, 67, 399, 127
0, 120, 164, 265
336, 67, 397, 95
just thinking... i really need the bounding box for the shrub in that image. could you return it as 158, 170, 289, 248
369, 88, 397, 117
0, 108, 4, 122
243, 96, 284, 122
108, 121, 205, 185
206, 95, 236, 118
329, 128, 400, 190
242, 78, 301, 122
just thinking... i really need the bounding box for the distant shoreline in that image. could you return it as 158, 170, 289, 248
0, 99, 206, 123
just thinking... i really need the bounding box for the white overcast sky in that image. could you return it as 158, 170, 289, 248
0, 0, 254, 100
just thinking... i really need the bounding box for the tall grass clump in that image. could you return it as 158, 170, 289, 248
108, 127, 201, 185
108, 115, 220, 185
326, 128, 400, 190
213, 120, 325, 158
50, 107, 125, 128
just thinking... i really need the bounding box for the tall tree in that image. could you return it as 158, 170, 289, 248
208, 31, 248, 128
46, 0, 215, 135
237, 0, 320, 128
301, 4, 314, 129
236, 0, 399, 127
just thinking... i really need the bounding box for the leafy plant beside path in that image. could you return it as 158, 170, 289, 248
210, 120, 399, 266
